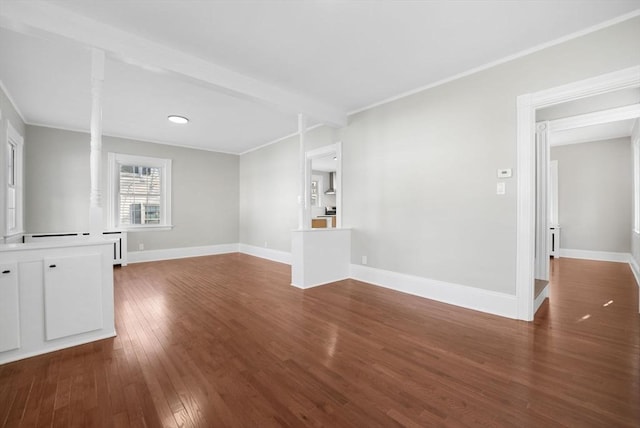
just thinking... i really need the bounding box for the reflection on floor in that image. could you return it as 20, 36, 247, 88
0, 254, 638, 426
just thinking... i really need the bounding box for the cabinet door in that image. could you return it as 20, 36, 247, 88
44, 254, 103, 341
0, 263, 20, 352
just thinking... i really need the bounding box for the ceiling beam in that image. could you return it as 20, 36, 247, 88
0, 1, 347, 127
548, 103, 640, 132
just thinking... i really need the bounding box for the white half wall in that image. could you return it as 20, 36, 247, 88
291, 229, 351, 289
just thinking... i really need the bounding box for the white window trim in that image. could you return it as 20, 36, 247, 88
107, 153, 173, 231
6, 120, 24, 238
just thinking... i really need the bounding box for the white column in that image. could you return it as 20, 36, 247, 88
535, 121, 549, 281
298, 114, 307, 230
89, 49, 105, 235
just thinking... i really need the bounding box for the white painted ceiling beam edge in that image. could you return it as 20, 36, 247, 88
548, 104, 640, 132
0, 1, 347, 127
549, 125, 635, 147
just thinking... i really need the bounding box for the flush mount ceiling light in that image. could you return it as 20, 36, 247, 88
167, 115, 189, 125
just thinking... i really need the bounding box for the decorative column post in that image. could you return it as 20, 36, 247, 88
535, 121, 549, 281
298, 113, 307, 230
89, 49, 105, 235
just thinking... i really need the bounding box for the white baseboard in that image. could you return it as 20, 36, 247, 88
559, 248, 631, 263
534, 284, 550, 314
128, 243, 239, 263
0, 331, 117, 366
349, 264, 518, 319
629, 256, 640, 287
238, 243, 292, 265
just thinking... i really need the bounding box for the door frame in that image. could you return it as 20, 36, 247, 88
515, 65, 640, 321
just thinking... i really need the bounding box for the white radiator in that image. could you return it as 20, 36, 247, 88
23, 231, 128, 266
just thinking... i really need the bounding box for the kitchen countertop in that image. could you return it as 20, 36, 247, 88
0, 237, 117, 252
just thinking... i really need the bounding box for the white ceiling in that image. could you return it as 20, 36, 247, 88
312, 153, 338, 173
1, 1, 639, 154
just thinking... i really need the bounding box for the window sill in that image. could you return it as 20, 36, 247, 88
120, 225, 174, 232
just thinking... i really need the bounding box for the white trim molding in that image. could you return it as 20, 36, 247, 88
549, 104, 640, 133
128, 243, 238, 264
128, 243, 293, 265
629, 256, 640, 287
559, 249, 631, 263
238, 244, 292, 265
516, 65, 640, 321
633, 121, 640, 234
0, 331, 116, 366
5, 120, 24, 238
350, 264, 518, 319
534, 284, 549, 314
107, 152, 173, 231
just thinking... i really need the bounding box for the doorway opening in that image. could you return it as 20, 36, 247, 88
303, 142, 342, 230
516, 66, 640, 321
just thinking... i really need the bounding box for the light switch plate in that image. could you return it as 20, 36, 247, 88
497, 168, 512, 178
497, 182, 506, 195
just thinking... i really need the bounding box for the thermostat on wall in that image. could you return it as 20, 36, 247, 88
497, 168, 512, 178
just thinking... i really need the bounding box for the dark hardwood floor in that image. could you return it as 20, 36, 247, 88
1, 254, 638, 427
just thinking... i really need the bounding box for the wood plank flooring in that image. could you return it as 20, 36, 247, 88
1, 254, 638, 427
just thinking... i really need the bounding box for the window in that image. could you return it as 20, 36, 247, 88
6, 121, 23, 237
108, 153, 172, 230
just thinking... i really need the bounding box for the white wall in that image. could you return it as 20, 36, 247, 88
551, 138, 632, 253
25, 125, 239, 252
632, 119, 640, 275
239, 135, 298, 251
239, 16, 640, 295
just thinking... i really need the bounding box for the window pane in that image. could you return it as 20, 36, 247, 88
129, 203, 141, 224
7, 143, 15, 187
118, 164, 161, 226
144, 204, 160, 224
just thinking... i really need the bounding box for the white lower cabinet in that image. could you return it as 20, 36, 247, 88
44, 254, 103, 341
0, 262, 20, 352
0, 240, 115, 365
